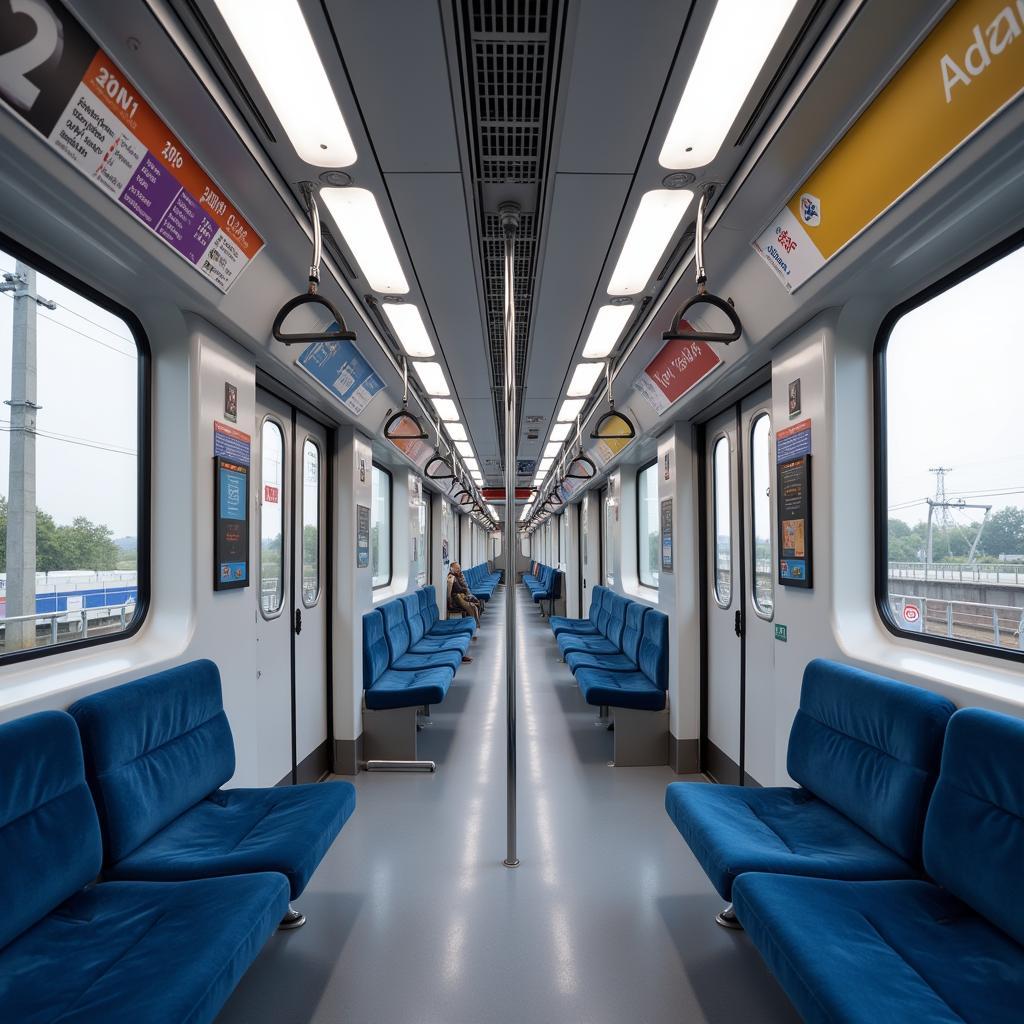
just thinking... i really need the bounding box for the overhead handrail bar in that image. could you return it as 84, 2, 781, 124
272, 190, 357, 345
590, 359, 636, 441
383, 357, 429, 441
662, 189, 742, 345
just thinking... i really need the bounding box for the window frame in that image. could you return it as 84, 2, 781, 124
0, 230, 151, 668
873, 227, 1024, 665
300, 436, 322, 608
636, 458, 659, 591
748, 412, 774, 621
258, 415, 287, 621
711, 432, 732, 609
370, 461, 393, 590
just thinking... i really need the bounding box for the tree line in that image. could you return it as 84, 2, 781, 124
0, 497, 121, 572
888, 506, 1024, 562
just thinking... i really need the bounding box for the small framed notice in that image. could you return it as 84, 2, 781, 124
214, 456, 249, 590
356, 504, 370, 569
660, 498, 673, 574
777, 454, 812, 588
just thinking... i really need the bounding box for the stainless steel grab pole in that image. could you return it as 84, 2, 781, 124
500, 202, 520, 868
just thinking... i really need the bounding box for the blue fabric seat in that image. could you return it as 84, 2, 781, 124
418, 585, 475, 637
549, 586, 606, 636
399, 594, 470, 655
732, 707, 1024, 1024
69, 661, 356, 901
363, 608, 453, 709
531, 569, 562, 605
0, 709, 289, 1024
380, 599, 463, 671
558, 593, 627, 656
566, 601, 646, 673
575, 609, 668, 711
666, 659, 956, 901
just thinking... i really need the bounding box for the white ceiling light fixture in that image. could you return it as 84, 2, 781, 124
411, 361, 449, 396
583, 303, 634, 359
538, 458, 554, 471
549, 423, 571, 442
543, 442, 561, 460
320, 188, 409, 294
659, 0, 798, 170
455, 441, 474, 457
445, 422, 467, 442
465, 457, 479, 471
557, 398, 585, 422
381, 302, 433, 357
607, 189, 693, 295
432, 397, 459, 421
214, 0, 357, 167
567, 362, 605, 398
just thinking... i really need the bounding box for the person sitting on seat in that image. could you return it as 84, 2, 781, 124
448, 562, 482, 627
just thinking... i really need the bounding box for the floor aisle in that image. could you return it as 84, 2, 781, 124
217, 585, 799, 1024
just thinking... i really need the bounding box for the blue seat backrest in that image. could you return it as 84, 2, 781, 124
787, 659, 956, 865
620, 602, 648, 662
602, 593, 627, 646
0, 710, 103, 949
363, 609, 390, 689
69, 659, 236, 864
638, 610, 668, 689
401, 593, 426, 644
419, 586, 439, 626
381, 600, 411, 660
923, 708, 1024, 945
588, 586, 606, 624
551, 571, 562, 598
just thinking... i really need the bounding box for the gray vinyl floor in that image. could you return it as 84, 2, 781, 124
216, 585, 800, 1024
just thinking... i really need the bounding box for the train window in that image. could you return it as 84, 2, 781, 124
712, 435, 732, 607
0, 239, 146, 663
750, 415, 773, 617
877, 237, 1024, 660
259, 419, 285, 617
371, 463, 392, 589
301, 439, 320, 606
637, 460, 659, 589
411, 486, 428, 586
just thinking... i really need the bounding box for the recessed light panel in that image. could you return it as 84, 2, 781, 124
321, 187, 409, 294
607, 189, 692, 296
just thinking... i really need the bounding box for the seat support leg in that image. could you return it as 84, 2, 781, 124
716, 904, 743, 930
609, 707, 669, 767
279, 904, 306, 930
363, 705, 434, 767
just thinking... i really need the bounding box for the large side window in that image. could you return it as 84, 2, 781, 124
637, 460, 659, 589
371, 464, 392, 589
877, 237, 1024, 660
0, 239, 146, 662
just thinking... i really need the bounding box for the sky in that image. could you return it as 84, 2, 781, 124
0, 248, 138, 539
885, 245, 1024, 528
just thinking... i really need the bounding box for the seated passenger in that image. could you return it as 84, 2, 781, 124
448, 562, 482, 628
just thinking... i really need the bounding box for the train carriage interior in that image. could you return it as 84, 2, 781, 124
0, 0, 1022, 1021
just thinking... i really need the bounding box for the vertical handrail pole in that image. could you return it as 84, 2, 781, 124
500, 202, 520, 869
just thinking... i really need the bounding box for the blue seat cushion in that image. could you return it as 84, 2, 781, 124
0, 873, 289, 1024
548, 616, 599, 637
664, 783, 916, 901
366, 667, 453, 710
393, 649, 463, 672
428, 617, 476, 636
732, 873, 1024, 1024
410, 633, 470, 655
565, 650, 638, 673
104, 781, 356, 900
575, 668, 666, 711
558, 634, 620, 657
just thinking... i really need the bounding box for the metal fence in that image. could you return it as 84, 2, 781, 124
889, 562, 1024, 586
0, 600, 136, 651
889, 593, 1023, 650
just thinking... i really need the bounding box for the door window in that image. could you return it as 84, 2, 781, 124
301, 439, 320, 606
713, 435, 732, 607
750, 414, 773, 616
260, 419, 285, 616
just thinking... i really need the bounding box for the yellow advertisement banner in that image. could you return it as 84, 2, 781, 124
753, 0, 1024, 291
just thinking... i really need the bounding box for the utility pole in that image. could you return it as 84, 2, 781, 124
1, 263, 55, 651
929, 467, 953, 529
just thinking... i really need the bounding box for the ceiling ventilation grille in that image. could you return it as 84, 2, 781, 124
460, 0, 560, 468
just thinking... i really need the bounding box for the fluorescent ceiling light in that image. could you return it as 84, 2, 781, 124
214, 0, 356, 167
607, 189, 693, 295
465, 457, 479, 471
446, 422, 467, 442
659, 0, 798, 170
544, 442, 561, 460
567, 362, 604, 398
320, 188, 409, 294
432, 397, 459, 421
412, 361, 449, 396
583, 304, 633, 359
538, 458, 554, 471
549, 423, 571, 442
557, 398, 585, 422
381, 303, 433, 357
455, 441, 474, 457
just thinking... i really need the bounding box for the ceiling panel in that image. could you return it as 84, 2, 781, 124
326, 0, 460, 172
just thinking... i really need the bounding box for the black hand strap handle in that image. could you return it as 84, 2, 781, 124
272, 190, 358, 345
383, 357, 428, 441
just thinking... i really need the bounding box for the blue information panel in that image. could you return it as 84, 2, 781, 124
777, 454, 812, 588
295, 335, 385, 416
214, 457, 249, 589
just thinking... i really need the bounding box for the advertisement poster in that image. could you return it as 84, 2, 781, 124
0, 0, 264, 292
776, 418, 811, 463
214, 420, 250, 465
296, 336, 385, 416
778, 454, 812, 588
633, 323, 723, 416
214, 456, 249, 590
